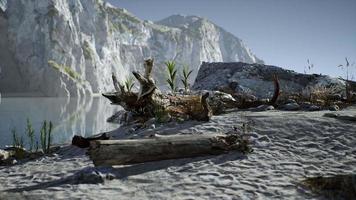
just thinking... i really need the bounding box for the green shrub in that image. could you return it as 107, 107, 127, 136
26, 118, 35, 152
10, 120, 54, 154
153, 103, 170, 123
124, 76, 135, 93
40, 121, 53, 154
165, 61, 178, 93
12, 128, 24, 149
181, 65, 193, 94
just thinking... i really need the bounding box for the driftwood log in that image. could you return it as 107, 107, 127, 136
103, 59, 212, 121
72, 133, 110, 148
88, 134, 251, 166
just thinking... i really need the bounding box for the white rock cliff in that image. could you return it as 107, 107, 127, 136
0, 0, 262, 97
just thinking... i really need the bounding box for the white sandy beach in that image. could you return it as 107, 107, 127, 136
1, 108, 355, 200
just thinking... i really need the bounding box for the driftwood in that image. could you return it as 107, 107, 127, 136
103, 59, 212, 121
72, 133, 110, 148
88, 133, 251, 166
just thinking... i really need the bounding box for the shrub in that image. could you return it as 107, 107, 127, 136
26, 118, 35, 152
10, 120, 54, 154
12, 128, 24, 149
302, 85, 339, 104
153, 103, 170, 123
181, 65, 193, 94
165, 61, 177, 93
124, 76, 135, 93
40, 121, 53, 154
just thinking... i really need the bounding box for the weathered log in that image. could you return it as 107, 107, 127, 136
72, 133, 110, 148
103, 59, 212, 121
88, 134, 251, 166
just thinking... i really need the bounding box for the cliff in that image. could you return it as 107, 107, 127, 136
0, 0, 262, 97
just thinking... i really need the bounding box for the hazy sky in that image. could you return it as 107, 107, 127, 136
106, 0, 356, 78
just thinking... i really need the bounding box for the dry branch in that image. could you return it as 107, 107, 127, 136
103, 59, 212, 121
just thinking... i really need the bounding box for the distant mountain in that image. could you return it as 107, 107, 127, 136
0, 0, 263, 97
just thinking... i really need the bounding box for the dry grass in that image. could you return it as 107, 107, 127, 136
301, 85, 340, 105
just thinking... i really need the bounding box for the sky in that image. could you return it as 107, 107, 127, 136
106, 0, 356, 79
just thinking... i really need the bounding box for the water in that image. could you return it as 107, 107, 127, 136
0, 96, 121, 148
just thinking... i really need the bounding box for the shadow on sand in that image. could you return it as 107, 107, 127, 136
4, 151, 247, 193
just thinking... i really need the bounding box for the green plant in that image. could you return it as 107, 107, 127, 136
26, 118, 35, 152
153, 103, 170, 123
40, 121, 53, 154
12, 128, 24, 149
124, 76, 135, 93
165, 61, 178, 93
181, 65, 193, 94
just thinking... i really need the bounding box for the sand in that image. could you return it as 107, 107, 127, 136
1, 108, 355, 200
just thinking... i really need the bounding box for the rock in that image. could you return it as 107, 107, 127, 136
286, 99, 297, 104
0, 1, 262, 97
0, 149, 10, 161
281, 103, 300, 111
300, 102, 312, 109
74, 170, 105, 184
323, 113, 339, 118
250, 105, 274, 112
105, 173, 116, 180
329, 105, 340, 111
307, 105, 321, 111
0, 0, 6, 11
193, 62, 354, 99
4, 147, 30, 160
193, 90, 238, 114
150, 124, 156, 129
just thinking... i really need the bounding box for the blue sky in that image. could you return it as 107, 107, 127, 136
106, 0, 356, 79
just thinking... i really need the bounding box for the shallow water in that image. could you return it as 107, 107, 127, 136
0, 96, 121, 148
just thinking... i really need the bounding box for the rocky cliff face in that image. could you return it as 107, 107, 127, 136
0, 0, 6, 11
0, 0, 262, 97
193, 62, 348, 99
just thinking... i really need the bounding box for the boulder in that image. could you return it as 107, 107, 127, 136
193, 62, 354, 99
